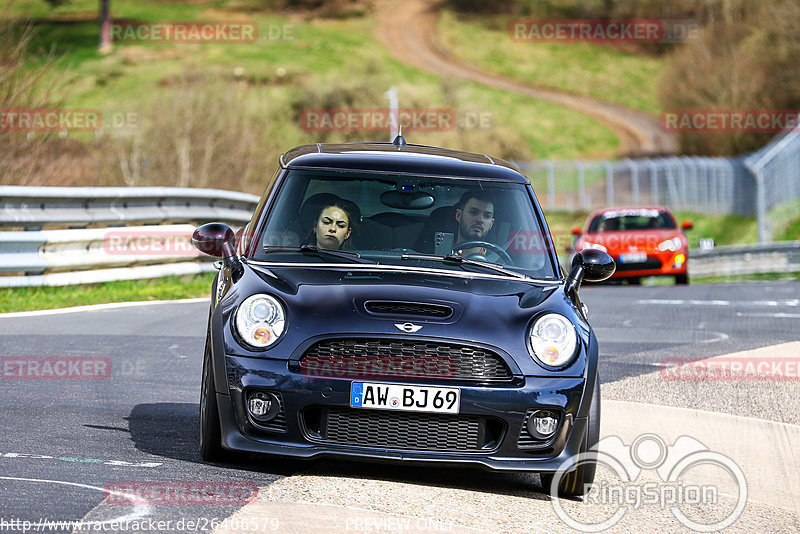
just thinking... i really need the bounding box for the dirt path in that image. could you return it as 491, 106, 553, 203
373, 0, 678, 158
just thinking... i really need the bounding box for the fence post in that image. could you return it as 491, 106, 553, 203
663, 158, 681, 209
544, 160, 555, 210
647, 160, 659, 204
574, 159, 586, 210
745, 159, 770, 244
604, 160, 614, 207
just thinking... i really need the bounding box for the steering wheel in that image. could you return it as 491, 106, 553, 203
454, 240, 512, 264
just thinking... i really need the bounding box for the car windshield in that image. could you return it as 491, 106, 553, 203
588, 208, 676, 232
251, 169, 558, 280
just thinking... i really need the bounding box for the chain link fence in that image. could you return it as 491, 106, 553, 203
514, 119, 800, 243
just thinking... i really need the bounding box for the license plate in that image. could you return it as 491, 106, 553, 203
619, 252, 647, 263
350, 382, 460, 414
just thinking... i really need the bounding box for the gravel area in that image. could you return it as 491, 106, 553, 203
603, 355, 800, 426
237, 464, 800, 533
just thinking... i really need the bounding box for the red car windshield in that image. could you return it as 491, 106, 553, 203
588, 209, 677, 232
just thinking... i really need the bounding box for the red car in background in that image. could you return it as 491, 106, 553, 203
571, 206, 693, 285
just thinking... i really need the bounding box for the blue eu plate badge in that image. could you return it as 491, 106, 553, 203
350, 382, 364, 407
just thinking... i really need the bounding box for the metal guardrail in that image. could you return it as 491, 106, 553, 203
0, 185, 258, 229
689, 241, 800, 278
0, 186, 259, 288
1, 186, 797, 287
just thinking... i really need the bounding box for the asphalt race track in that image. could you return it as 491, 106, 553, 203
1, 282, 798, 533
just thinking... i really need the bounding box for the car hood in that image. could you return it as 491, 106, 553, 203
216, 264, 587, 377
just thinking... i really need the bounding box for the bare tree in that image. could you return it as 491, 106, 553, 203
99, 0, 112, 52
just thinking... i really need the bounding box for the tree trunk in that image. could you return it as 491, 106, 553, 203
99, 0, 112, 53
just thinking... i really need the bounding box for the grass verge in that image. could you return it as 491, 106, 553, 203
4, 0, 622, 193
437, 9, 665, 114
691, 272, 800, 284
0, 273, 214, 313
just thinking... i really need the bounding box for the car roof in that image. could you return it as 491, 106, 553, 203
280, 142, 530, 183
587, 206, 672, 219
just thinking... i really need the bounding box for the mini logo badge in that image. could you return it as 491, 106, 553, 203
395, 322, 422, 333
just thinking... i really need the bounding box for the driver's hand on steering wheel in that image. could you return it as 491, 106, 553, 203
454, 245, 487, 257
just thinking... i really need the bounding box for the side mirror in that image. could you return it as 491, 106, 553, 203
192, 222, 237, 257
565, 249, 615, 301
571, 226, 582, 236
681, 220, 694, 231
192, 222, 243, 276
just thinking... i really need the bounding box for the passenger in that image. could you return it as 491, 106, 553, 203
600, 218, 619, 232
310, 201, 355, 250
453, 191, 495, 257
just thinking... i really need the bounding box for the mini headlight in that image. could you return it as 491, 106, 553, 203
528, 314, 578, 368
657, 237, 682, 252
235, 294, 286, 348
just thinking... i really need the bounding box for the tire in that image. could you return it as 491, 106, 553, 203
199, 333, 228, 462
675, 273, 689, 285
540, 373, 601, 497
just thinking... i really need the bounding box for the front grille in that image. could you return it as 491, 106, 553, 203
614, 257, 662, 272
303, 407, 503, 452
299, 338, 514, 383
365, 301, 453, 318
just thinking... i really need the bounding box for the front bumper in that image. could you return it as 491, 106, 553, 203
611, 251, 687, 278
215, 354, 590, 473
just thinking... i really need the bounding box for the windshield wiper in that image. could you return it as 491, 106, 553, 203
262, 244, 375, 264
400, 252, 529, 280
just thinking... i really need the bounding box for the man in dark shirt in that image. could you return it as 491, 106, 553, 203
453, 191, 495, 257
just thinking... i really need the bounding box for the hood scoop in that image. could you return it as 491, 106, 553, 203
364, 300, 453, 319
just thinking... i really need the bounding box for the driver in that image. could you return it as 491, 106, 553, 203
453, 191, 495, 257
310, 201, 355, 250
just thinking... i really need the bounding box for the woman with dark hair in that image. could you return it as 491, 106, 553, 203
310, 201, 356, 250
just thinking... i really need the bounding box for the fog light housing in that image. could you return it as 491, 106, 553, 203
527, 410, 559, 440
246, 391, 280, 422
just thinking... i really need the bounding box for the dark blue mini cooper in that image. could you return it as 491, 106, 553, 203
193, 137, 615, 496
